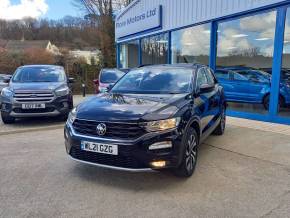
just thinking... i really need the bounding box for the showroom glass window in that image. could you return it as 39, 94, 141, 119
216, 10, 277, 115
141, 33, 168, 65
279, 9, 290, 118
171, 23, 210, 65
120, 40, 139, 68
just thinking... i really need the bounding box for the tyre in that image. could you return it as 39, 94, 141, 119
59, 112, 69, 121
263, 94, 270, 110
69, 96, 74, 110
174, 127, 198, 177
213, 105, 226, 136
1, 111, 15, 124
263, 94, 285, 111
278, 96, 285, 110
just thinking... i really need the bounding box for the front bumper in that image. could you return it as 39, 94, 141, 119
1, 95, 72, 118
64, 122, 184, 172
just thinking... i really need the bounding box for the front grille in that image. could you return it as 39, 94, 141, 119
13, 107, 55, 114
72, 119, 146, 140
70, 146, 147, 169
14, 90, 54, 102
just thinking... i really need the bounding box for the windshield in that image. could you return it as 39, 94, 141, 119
100, 70, 125, 83
12, 67, 66, 83
111, 68, 193, 94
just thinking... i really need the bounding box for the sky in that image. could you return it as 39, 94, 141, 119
0, 0, 81, 20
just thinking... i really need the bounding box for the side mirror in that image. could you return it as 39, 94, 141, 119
93, 79, 99, 85
3, 78, 10, 83
106, 84, 114, 92
68, 77, 75, 83
199, 84, 215, 94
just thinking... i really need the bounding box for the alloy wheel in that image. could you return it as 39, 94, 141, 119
185, 133, 197, 172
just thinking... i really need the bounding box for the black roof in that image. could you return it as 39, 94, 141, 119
137, 63, 204, 70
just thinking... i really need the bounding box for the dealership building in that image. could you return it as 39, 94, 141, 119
115, 0, 290, 124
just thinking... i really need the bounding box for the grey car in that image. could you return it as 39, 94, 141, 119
1, 65, 74, 124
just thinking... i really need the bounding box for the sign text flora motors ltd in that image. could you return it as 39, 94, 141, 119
115, 1, 162, 39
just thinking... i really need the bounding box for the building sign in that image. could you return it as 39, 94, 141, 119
116, 1, 162, 39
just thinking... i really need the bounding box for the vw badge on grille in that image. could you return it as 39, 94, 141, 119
96, 123, 106, 136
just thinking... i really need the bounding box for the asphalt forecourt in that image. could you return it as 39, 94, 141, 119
0, 124, 290, 217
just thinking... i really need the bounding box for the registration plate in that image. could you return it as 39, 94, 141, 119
81, 141, 118, 155
22, 103, 45, 109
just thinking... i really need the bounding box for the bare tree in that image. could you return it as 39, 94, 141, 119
73, 0, 134, 67
73, 0, 133, 16
73, 0, 113, 67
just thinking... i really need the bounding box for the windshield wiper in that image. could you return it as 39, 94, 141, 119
167, 92, 184, 94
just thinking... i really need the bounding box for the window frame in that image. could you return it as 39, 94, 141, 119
119, 40, 140, 69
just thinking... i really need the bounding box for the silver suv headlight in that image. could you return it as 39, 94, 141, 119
1, 87, 13, 99
145, 118, 181, 132
55, 86, 69, 97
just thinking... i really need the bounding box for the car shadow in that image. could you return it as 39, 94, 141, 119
71, 162, 192, 191
69, 146, 213, 191
1, 116, 64, 127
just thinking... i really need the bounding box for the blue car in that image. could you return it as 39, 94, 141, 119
215, 68, 290, 110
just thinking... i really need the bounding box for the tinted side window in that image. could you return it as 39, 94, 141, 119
233, 72, 248, 81
205, 68, 215, 85
197, 68, 209, 88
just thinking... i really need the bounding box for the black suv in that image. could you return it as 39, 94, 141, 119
1, 65, 74, 124
65, 64, 226, 177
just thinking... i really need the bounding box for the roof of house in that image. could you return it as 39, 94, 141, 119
5, 40, 50, 51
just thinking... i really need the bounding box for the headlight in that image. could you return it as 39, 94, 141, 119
1, 88, 13, 98
55, 86, 69, 97
145, 118, 181, 132
68, 107, 77, 124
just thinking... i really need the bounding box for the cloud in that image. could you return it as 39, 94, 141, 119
240, 11, 276, 33
217, 11, 278, 57
217, 28, 251, 56
0, 0, 48, 20
179, 25, 210, 56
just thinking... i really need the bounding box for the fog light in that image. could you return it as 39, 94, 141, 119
149, 141, 172, 150
151, 161, 166, 168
